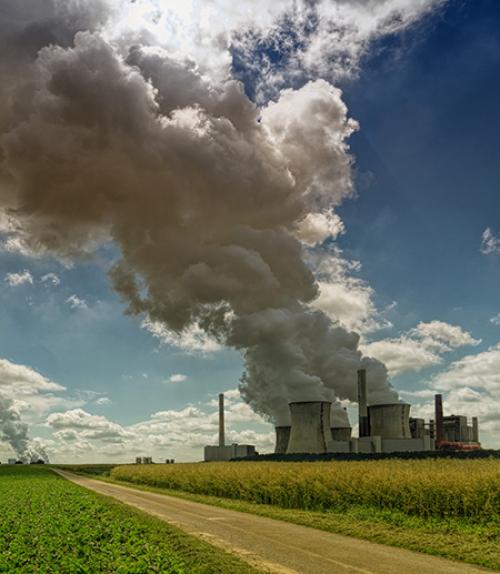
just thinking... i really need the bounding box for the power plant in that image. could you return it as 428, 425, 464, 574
204, 371, 481, 460
204, 393, 257, 461
271, 370, 481, 455
434, 393, 481, 451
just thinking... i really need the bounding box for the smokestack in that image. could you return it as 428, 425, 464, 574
287, 401, 331, 454
435, 394, 444, 444
357, 369, 370, 437
472, 416, 479, 443
274, 426, 291, 454
218, 393, 225, 448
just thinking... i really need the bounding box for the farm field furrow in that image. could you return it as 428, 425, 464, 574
0, 466, 262, 574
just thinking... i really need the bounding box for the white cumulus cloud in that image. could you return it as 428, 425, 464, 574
362, 321, 480, 376
143, 318, 222, 354
5, 270, 33, 286
311, 248, 393, 335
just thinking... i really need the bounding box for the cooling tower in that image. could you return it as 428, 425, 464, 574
286, 401, 331, 454
274, 426, 291, 454
330, 427, 352, 441
368, 403, 411, 439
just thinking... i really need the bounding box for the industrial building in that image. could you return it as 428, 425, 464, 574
135, 456, 153, 464
204, 393, 257, 461
273, 370, 481, 455
434, 393, 480, 450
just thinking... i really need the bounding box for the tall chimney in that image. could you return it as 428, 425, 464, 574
435, 394, 444, 444
472, 416, 479, 443
218, 393, 225, 447
357, 369, 370, 437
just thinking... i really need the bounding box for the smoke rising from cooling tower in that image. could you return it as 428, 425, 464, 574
0, 1, 399, 426
0, 395, 50, 462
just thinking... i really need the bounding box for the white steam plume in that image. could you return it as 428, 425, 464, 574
0, 1, 419, 426
0, 394, 50, 462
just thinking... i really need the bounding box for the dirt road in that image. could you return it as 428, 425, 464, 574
55, 469, 494, 574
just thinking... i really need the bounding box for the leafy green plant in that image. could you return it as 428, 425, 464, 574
0, 466, 260, 574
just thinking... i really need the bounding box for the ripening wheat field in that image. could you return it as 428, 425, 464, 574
112, 459, 500, 522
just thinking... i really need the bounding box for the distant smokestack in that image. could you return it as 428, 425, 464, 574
357, 369, 370, 437
472, 416, 479, 443
435, 394, 444, 444
287, 401, 331, 454
274, 426, 291, 454
218, 393, 225, 447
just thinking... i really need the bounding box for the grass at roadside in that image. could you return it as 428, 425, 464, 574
0, 466, 262, 574
79, 460, 500, 571
92, 476, 500, 571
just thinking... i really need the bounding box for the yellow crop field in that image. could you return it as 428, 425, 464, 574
112, 459, 500, 521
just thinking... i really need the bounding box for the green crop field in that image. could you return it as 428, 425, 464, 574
0, 465, 260, 574
109, 459, 500, 569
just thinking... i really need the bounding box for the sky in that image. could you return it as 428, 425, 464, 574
0, 0, 499, 462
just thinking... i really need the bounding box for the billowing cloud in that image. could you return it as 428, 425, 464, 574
4, 270, 33, 286
47, 409, 133, 442
106, 0, 447, 100
0, 0, 447, 430
295, 211, 345, 246
143, 318, 222, 354
428, 342, 500, 394
481, 227, 500, 254
0, 394, 50, 462
312, 248, 393, 335
43, 389, 273, 461
0, 358, 68, 461
0, 358, 84, 424
0, 358, 65, 396
362, 321, 480, 376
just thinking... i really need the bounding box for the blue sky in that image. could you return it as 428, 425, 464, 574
0, 0, 499, 461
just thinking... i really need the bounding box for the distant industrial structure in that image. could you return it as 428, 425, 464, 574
203, 370, 481, 460
204, 393, 257, 461
135, 456, 153, 464
274, 370, 481, 455
434, 393, 480, 450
